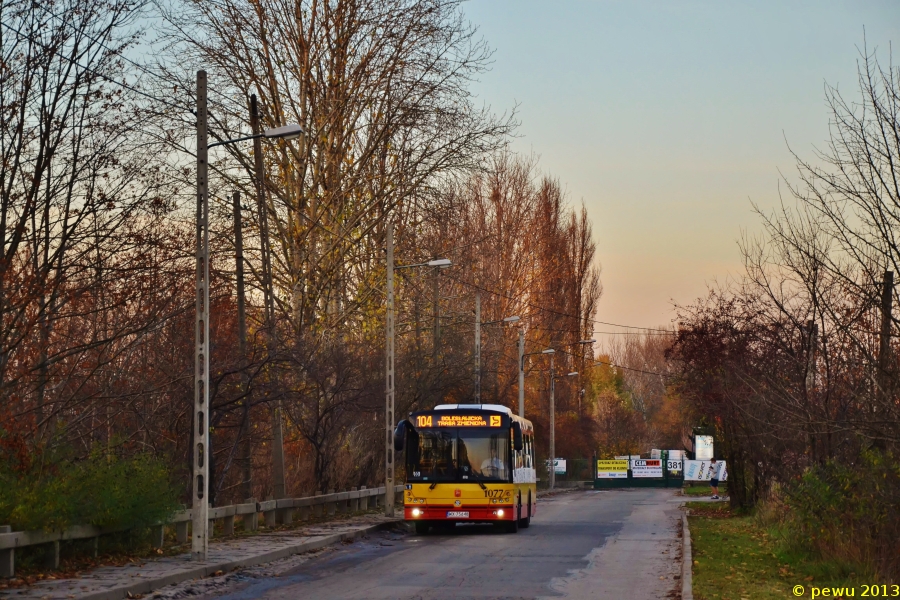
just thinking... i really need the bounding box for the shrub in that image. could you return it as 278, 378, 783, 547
782, 451, 900, 581
0, 432, 180, 532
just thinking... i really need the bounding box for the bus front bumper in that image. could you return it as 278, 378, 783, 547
404, 506, 514, 521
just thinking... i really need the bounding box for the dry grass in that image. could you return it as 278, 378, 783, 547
688, 501, 861, 600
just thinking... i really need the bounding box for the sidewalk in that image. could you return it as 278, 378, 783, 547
547, 488, 685, 599
2, 514, 402, 600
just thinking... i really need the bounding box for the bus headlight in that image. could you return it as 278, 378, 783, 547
411, 508, 422, 517
497, 509, 504, 517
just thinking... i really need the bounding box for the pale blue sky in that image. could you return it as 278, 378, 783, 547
462, 0, 900, 340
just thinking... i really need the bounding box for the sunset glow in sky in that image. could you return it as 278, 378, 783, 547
463, 0, 900, 343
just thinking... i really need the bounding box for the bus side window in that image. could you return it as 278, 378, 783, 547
515, 443, 523, 470
522, 437, 527, 469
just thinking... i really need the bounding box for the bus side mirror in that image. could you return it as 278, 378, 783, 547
512, 422, 523, 452
394, 419, 411, 452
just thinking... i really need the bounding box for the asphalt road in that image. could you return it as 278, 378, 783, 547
192, 488, 683, 600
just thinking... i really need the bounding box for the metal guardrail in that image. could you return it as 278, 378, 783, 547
0, 484, 405, 578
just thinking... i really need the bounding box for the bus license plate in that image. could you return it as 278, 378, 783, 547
446, 511, 469, 518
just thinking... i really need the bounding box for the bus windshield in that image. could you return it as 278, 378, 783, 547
408, 429, 456, 482
458, 429, 509, 481
406, 427, 509, 483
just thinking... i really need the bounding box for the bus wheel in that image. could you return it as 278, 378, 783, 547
506, 509, 520, 533
519, 493, 532, 528
414, 521, 429, 535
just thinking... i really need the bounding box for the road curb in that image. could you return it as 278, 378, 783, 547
76, 520, 402, 600
681, 512, 693, 600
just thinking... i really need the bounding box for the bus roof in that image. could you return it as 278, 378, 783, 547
434, 403, 510, 414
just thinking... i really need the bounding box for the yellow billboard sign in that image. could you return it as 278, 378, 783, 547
596, 459, 628, 479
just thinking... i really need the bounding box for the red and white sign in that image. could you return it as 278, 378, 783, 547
631, 458, 663, 478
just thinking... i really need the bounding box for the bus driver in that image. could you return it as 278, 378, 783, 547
480, 448, 504, 478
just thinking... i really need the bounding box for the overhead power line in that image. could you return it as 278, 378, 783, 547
443, 273, 672, 333
594, 359, 669, 377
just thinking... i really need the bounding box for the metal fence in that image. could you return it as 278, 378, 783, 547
0, 485, 404, 578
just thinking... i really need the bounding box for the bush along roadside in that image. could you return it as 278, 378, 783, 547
0, 430, 180, 532
688, 502, 864, 600
779, 450, 900, 582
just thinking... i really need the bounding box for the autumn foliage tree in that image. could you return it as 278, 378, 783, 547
0, 0, 610, 527
669, 48, 900, 580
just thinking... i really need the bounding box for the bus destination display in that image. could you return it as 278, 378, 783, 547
415, 414, 502, 428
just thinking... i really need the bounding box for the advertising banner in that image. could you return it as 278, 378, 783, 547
596, 459, 628, 479
546, 458, 567, 474
631, 458, 663, 478
695, 435, 714, 460
684, 460, 728, 481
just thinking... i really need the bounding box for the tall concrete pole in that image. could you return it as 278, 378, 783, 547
385, 223, 396, 517
250, 95, 285, 502
518, 329, 525, 418
192, 70, 210, 561
474, 292, 481, 403
432, 268, 440, 360
878, 270, 894, 405
549, 353, 555, 491
233, 192, 253, 501
805, 319, 818, 394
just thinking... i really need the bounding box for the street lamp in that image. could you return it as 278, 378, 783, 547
542, 341, 592, 490
547, 367, 579, 490
473, 300, 520, 403
207, 124, 304, 149
194, 70, 302, 561
385, 222, 451, 517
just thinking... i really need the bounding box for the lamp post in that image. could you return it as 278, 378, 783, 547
384, 221, 450, 517
576, 339, 595, 414
540, 339, 594, 490
473, 304, 519, 403
518, 344, 554, 418
518, 328, 525, 418
194, 70, 302, 561
541, 349, 557, 489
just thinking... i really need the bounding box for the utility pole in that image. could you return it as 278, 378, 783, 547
549, 352, 555, 490
233, 192, 252, 501
385, 223, 395, 517
805, 318, 819, 461
474, 292, 481, 403
805, 319, 818, 394
192, 70, 210, 561
518, 329, 525, 418
878, 270, 894, 405
250, 94, 285, 504
432, 268, 440, 360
